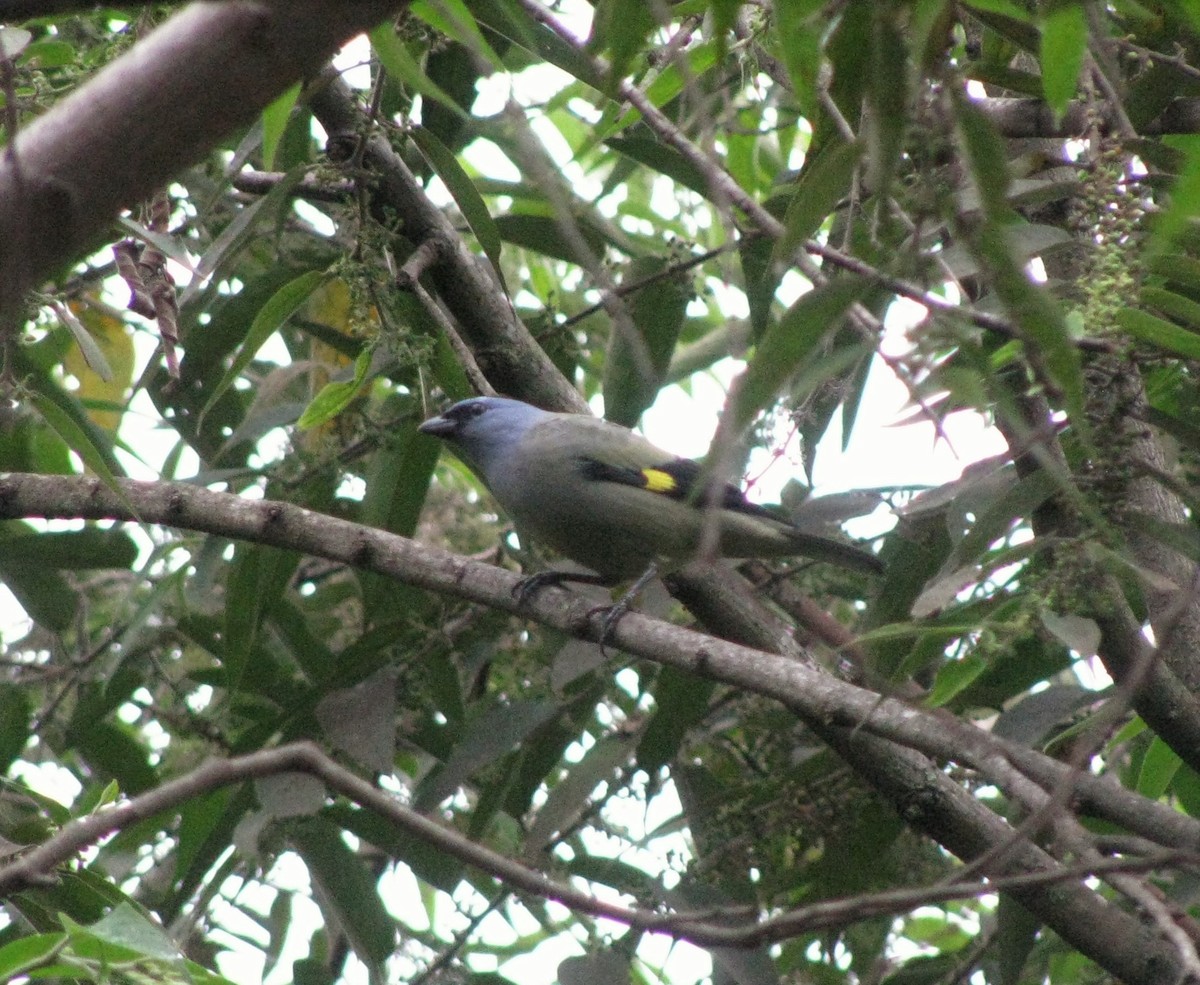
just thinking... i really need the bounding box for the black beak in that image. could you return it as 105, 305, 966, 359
418, 414, 456, 438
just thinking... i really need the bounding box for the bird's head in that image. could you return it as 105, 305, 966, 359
418, 397, 550, 480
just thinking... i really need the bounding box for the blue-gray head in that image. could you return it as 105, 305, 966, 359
418, 397, 551, 481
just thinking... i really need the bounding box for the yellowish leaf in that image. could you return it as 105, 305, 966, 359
63, 302, 134, 434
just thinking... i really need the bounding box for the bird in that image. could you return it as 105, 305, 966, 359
418, 397, 883, 610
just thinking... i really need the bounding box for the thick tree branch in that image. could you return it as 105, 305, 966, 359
998, 385, 1200, 776
820, 728, 1180, 983
0, 0, 406, 330
0, 2, 183, 17
975, 95, 1200, 137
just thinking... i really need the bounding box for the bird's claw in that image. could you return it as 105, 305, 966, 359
512, 571, 568, 607
587, 600, 632, 656
514, 568, 644, 655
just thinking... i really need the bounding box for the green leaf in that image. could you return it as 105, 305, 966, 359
0, 528, 137, 570
1039, 2, 1086, 121
171, 788, 240, 892
0, 933, 66, 980
772, 140, 863, 265
327, 803, 463, 894
78, 902, 182, 964
558, 951, 631, 985
411, 0, 503, 69
314, 666, 398, 773
415, 700, 559, 810
470, 0, 605, 91
1039, 612, 1100, 656
526, 732, 638, 851
1151, 136, 1200, 253
961, 0, 1032, 18
176, 175, 310, 309
604, 39, 722, 137
20, 39, 74, 67
201, 269, 327, 420
224, 544, 301, 692
297, 348, 372, 430
1148, 252, 1200, 292
589, 0, 657, 90
288, 818, 395, 973
72, 720, 158, 794
56, 303, 113, 382
953, 92, 1013, 217
972, 222, 1084, 421
0, 683, 30, 773
369, 23, 469, 120
637, 667, 715, 776
739, 235, 775, 342
1171, 763, 1200, 818
570, 856, 662, 901
944, 469, 1059, 569
938, 224, 1072, 280
605, 136, 709, 197
926, 654, 988, 707
771, 0, 824, 116
865, 12, 908, 196
362, 410, 439, 538
1109, 715, 1148, 750
992, 683, 1096, 746
0, 548, 77, 631
1117, 306, 1200, 360
182, 959, 242, 985
493, 213, 610, 264
1138, 736, 1182, 800
1171, 0, 1200, 33
729, 277, 869, 434
603, 256, 689, 426
410, 127, 505, 283
993, 894, 1042, 985
262, 82, 301, 171
1141, 285, 1200, 329
29, 392, 135, 516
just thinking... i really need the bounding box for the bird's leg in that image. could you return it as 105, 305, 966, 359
588, 562, 659, 654
513, 569, 610, 607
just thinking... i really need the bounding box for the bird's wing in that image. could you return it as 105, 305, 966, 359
513, 414, 881, 576
577, 455, 780, 518
532, 415, 774, 517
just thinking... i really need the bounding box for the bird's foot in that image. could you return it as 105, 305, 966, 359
586, 599, 634, 656
585, 561, 659, 656
513, 570, 610, 608
513, 570, 568, 607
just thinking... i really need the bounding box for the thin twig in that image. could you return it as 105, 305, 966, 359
394, 239, 495, 396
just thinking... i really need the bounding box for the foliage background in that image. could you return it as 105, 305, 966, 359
2, 1, 1200, 984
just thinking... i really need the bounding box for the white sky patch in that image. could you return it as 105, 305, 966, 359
10, 758, 82, 806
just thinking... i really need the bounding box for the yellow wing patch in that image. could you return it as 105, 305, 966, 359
641, 468, 679, 494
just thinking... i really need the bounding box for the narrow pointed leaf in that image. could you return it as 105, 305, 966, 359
729, 277, 869, 433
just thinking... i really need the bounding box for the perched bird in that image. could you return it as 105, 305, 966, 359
418, 397, 882, 597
